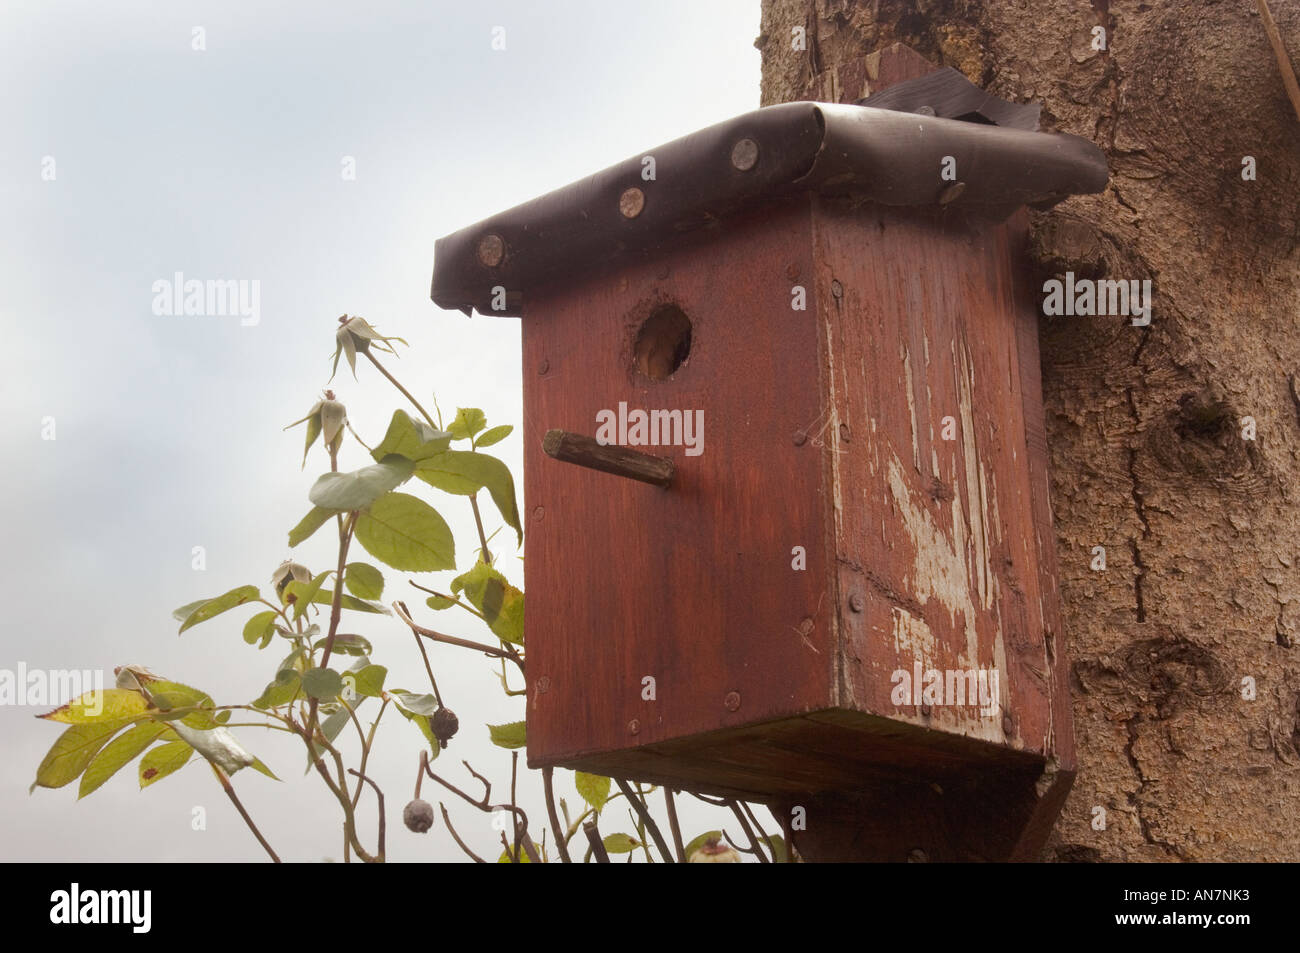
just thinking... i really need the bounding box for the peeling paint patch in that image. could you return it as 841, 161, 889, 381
891, 604, 936, 661
886, 454, 980, 665
955, 339, 994, 611
902, 344, 921, 472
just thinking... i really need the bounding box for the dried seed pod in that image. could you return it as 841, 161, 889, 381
431, 707, 459, 745
403, 798, 435, 834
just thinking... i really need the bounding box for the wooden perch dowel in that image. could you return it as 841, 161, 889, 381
542, 429, 675, 488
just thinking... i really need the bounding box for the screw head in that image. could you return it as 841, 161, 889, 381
532, 505, 545, 522
724, 691, 741, 712
619, 187, 645, 219
536, 676, 551, 694
793, 430, 807, 446
628, 718, 640, 735
785, 262, 800, 280
907, 848, 929, 862
1002, 714, 1014, 735
839, 422, 850, 442
730, 137, 759, 171
849, 593, 865, 613
477, 233, 505, 267
538, 359, 550, 375
915, 105, 936, 117
920, 703, 932, 717
831, 279, 843, 298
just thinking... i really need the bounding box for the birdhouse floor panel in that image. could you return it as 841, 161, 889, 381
546, 707, 1045, 803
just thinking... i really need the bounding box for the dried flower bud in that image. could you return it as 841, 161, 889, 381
331, 315, 408, 382
688, 837, 741, 863
271, 560, 312, 598
114, 665, 163, 691
431, 707, 459, 745
403, 798, 435, 833
284, 392, 347, 468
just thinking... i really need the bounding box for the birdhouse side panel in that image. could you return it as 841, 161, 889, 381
813, 198, 1061, 760
521, 198, 838, 773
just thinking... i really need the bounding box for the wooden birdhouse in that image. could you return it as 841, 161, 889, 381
432, 49, 1108, 860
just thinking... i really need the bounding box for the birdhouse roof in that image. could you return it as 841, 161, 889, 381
431, 101, 1109, 317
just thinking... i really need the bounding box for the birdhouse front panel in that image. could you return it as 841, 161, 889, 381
520, 197, 842, 790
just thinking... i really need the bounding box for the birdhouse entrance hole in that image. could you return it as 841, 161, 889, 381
633, 303, 691, 380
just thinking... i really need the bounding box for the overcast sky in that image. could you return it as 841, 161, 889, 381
1, 0, 763, 862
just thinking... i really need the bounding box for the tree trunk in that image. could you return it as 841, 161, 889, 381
758, 0, 1300, 861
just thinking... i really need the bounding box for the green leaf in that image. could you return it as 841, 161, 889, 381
425, 594, 456, 610
348, 664, 387, 698
308, 455, 415, 511
297, 586, 389, 615
684, 831, 723, 857
344, 562, 385, 600
79, 722, 168, 798
763, 833, 788, 863
253, 670, 301, 709
354, 492, 455, 572
488, 720, 526, 750
289, 506, 334, 547
313, 633, 372, 657
31, 721, 133, 792
496, 846, 533, 863
447, 407, 487, 440
171, 598, 209, 623
302, 667, 344, 700
146, 680, 220, 729
390, 690, 439, 717
602, 833, 640, 854
243, 610, 279, 649
39, 689, 150, 725
370, 410, 452, 463
452, 561, 524, 645
177, 585, 261, 634
575, 772, 611, 812
287, 571, 332, 622
390, 690, 440, 753
249, 757, 279, 781
140, 740, 193, 787
415, 451, 522, 546
474, 425, 513, 448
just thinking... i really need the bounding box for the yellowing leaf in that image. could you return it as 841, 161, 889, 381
575, 772, 611, 812
38, 689, 150, 724
452, 561, 524, 644
79, 722, 167, 798
31, 721, 131, 792
140, 740, 193, 787
487, 720, 526, 749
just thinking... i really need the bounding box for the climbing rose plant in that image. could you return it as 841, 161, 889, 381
30, 315, 787, 863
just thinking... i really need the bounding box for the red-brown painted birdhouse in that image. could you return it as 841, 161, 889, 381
431, 50, 1107, 859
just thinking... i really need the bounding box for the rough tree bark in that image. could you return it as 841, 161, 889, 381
757, 0, 1300, 860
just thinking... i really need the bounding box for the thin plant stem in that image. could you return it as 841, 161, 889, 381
213, 764, 280, 863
